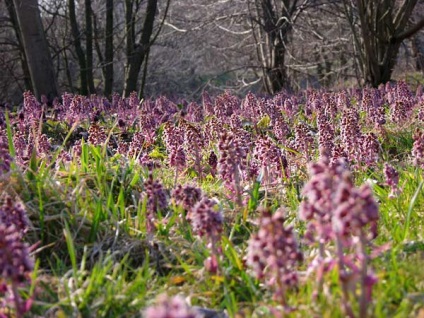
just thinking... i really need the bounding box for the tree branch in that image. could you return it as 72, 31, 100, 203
394, 17, 424, 43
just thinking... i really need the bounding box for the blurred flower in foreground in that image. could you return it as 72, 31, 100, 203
144, 294, 199, 318
0, 224, 34, 317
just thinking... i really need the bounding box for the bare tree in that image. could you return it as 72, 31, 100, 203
343, 0, 424, 87
247, 0, 311, 94
12, 0, 58, 101
123, 0, 157, 97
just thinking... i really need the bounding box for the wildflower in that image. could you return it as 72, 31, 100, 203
293, 122, 315, 160
412, 129, 424, 168
36, 134, 51, 159
144, 294, 199, 318
141, 173, 168, 233
246, 207, 302, 307
187, 197, 222, 239
88, 123, 108, 146
340, 107, 361, 163
171, 185, 202, 211
128, 132, 145, 158
359, 132, 380, 166
384, 163, 400, 198
187, 196, 223, 273
299, 155, 380, 317
0, 130, 12, 175
0, 196, 29, 235
218, 131, 246, 206
316, 112, 335, 157
0, 224, 34, 316
0, 224, 33, 283
253, 135, 288, 183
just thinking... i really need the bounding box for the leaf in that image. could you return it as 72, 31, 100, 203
256, 115, 270, 129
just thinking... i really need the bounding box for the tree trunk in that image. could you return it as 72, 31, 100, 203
251, 0, 299, 95
5, 0, 32, 92
355, 0, 424, 87
12, 0, 58, 101
104, 0, 114, 96
123, 0, 158, 97
68, 0, 88, 95
85, 0, 95, 93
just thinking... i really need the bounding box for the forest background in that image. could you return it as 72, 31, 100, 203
1, 0, 424, 104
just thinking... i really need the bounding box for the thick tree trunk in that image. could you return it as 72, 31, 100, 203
355, 0, 424, 87
12, 0, 58, 101
123, 0, 158, 97
104, 0, 114, 96
268, 41, 290, 93
68, 0, 88, 95
253, 0, 296, 94
5, 0, 32, 91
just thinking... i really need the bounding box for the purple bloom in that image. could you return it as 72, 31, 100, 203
0, 224, 33, 283
0, 129, 12, 175
412, 129, 424, 168
0, 224, 34, 316
384, 163, 400, 198
246, 207, 302, 306
187, 196, 223, 273
144, 294, 199, 318
187, 197, 222, 239
0, 196, 29, 235
88, 123, 108, 146
171, 185, 202, 211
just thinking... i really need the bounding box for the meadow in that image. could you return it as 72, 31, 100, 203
1, 83, 424, 317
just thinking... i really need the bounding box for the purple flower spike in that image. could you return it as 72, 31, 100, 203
187, 197, 222, 239
0, 196, 29, 235
172, 185, 202, 211
412, 129, 424, 168
246, 207, 302, 307
384, 163, 400, 198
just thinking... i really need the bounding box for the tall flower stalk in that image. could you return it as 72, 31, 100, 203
299, 156, 379, 318
246, 207, 303, 311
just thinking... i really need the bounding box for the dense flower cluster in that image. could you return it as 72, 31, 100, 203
141, 173, 168, 233
293, 122, 315, 160
0, 129, 12, 175
88, 123, 108, 146
0, 199, 33, 316
253, 135, 288, 183
299, 155, 379, 317
218, 131, 246, 204
187, 197, 222, 238
171, 184, 202, 211
412, 129, 424, 168
246, 207, 302, 305
299, 156, 379, 243
187, 196, 223, 273
144, 294, 199, 318
0, 224, 33, 283
384, 163, 400, 198
0, 196, 29, 235
317, 111, 335, 156
340, 107, 361, 163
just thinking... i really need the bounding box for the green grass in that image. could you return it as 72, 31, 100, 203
2, 100, 424, 318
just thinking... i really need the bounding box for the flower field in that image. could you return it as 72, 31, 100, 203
1, 82, 424, 317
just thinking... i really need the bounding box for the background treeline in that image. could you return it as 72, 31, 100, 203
1, 0, 424, 103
